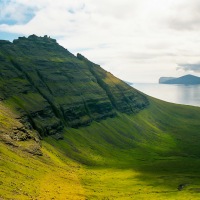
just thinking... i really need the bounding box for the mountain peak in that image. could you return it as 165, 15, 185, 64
182, 74, 196, 78
13, 34, 57, 45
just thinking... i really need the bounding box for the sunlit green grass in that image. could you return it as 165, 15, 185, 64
1, 97, 200, 199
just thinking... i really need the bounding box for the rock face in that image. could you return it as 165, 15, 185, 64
0, 102, 42, 155
0, 35, 149, 137
159, 74, 200, 84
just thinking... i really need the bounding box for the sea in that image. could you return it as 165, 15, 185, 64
132, 83, 200, 107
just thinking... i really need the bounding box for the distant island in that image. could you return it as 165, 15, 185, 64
159, 74, 200, 85
124, 81, 133, 85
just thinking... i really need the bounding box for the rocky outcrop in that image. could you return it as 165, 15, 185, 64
0, 102, 42, 155
0, 35, 149, 137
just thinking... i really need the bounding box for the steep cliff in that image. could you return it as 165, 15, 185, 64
0, 35, 149, 137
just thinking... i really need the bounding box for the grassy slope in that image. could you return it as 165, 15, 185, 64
1, 98, 200, 199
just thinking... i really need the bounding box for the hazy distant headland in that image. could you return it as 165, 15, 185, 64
159, 74, 200, 85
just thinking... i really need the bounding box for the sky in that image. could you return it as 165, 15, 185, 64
0, 0, 200, 83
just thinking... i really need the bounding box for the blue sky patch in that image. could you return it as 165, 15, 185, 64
0, 32, 22, 41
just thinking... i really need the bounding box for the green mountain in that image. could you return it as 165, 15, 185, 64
0, 35, 148, 137
1, 35, 200, 200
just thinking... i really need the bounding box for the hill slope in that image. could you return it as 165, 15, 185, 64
1, 35, 200, 199
1, 97, 200, 199
0, 35, 148, 138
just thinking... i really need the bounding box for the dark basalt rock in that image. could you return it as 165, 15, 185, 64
0, 35, 149, 137
178, 183, 188, 191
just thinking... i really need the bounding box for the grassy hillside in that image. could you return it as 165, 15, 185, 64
1, 97, 200, 199
1, 35, 200, 199
0, 35, 148, 137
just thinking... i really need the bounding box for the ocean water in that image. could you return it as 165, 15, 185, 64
132, 83, 200, 107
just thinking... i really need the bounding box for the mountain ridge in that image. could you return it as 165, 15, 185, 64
0, 35, 148, 139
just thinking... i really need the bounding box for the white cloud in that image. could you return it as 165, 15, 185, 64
0, 0, 34, 23
178, 63, 200, 73
166, 0, 200, 31
1, 0, 200, 82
